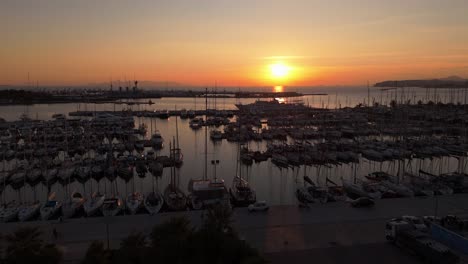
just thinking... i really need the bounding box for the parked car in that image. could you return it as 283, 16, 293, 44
248, 201, 269, 212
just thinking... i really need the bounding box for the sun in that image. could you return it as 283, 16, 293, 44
270, 63, 290, 79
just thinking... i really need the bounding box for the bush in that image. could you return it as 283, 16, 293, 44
5, 227, 62, 264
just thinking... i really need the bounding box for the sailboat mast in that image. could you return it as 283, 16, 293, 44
238, 121, 242, 180
2, 160, 5, 204
367, 81, 370, 107
175, 107, 179, 150
169, 141, 174, 188
204, 88, 208, 180
172, 137, 176, 187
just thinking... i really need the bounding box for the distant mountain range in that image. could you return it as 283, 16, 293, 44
0, 81, 192, 91
375, 76, 468, 88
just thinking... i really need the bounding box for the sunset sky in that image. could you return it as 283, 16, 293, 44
1, 0, 468, 87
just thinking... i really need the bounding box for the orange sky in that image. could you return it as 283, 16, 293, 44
1, 0, 468, 87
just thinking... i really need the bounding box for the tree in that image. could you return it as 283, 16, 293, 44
186, 205, 265, 264
113, 232, 147, 264
149, 216, 193, 263
81, 241, 110, 264
5, 227, 62, 264
202, 204, 234, 234
81, 214, 265, 264
39, 244, 63, 264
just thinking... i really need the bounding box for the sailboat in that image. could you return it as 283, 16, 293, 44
149, 160, 163, 177
164, 141, 187, 211
135, 158, 147, 178
101, 144, 123, 217
18, 161, 41, 221
126, 165, 143, 214
40, 192, 62, 220
0, 201, 20, 222
83, 192, 105, 216
102, 195, 123, 217
189, 89, 230, 210
144, 190, 164, 215
62, 191, 85, 219
163, 182, 186, 211
342, 179, 382, 199
18, 202, 41, 222
230, 135, 256, 206
210, 130, 223, 141
302, 164, 329, 204
172, 114, 183, 166
144, 116, 165, 215
151, 131, 164, 150
126, 192, 143, 215
189, 117, 203, 129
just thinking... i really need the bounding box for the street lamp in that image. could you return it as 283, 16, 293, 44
211, 159, 220, 180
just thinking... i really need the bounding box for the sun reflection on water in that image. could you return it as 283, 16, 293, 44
274, 85, 283, 93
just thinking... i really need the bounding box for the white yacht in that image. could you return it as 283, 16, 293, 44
189, 178, 230, 210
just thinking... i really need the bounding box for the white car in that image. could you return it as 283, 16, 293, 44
402, 215, 428, 232
248, 201, 269, 212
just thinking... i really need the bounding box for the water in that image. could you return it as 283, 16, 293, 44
0, 88, 464, 206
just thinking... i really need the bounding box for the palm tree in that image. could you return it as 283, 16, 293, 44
5, 227, 62, 264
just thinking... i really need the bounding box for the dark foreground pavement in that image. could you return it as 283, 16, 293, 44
1, 194, 468, 263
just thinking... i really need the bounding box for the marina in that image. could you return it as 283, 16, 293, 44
1, 92, 468, 222
3, 1, 468, 263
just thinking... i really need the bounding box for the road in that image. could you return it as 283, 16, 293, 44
1, 194, 468, 263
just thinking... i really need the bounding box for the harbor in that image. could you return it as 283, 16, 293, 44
3, 1, 468, 262
1, 92, 468, 222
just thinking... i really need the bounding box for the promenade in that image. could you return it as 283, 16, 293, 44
2, 194, 468, 263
